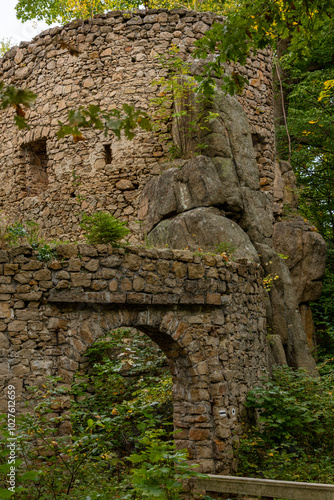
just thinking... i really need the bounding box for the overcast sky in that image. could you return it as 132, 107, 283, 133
1, 0, 58, 46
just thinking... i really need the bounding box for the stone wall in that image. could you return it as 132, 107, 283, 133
0, 8, 274, 242
0, 244, 267, 473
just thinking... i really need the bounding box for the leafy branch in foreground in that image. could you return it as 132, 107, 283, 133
0, 82, 151, 139
57, 103, 152, 142
127, 429, 206, 500
0, 82, 37, 129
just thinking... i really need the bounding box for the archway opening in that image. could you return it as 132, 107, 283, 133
71, 326, 174, 460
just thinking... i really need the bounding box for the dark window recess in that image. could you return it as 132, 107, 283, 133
104, 144, 112, 165
22, 139, 49, 196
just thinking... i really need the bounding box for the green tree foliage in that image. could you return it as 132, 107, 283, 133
269, 6, 334, 351
128, 430, 203, 500
193, 0, 334, 95
311, 249, 334, 362
237, 365, 334, 483
0, 38, 12, 57
15, 0, 117, 25
15, 0, 226, 25
287, 77, 334, 240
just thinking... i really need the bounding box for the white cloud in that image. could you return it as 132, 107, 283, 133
1, 0, 59, 47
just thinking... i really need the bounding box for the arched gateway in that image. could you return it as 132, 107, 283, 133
0, 243, 267, 473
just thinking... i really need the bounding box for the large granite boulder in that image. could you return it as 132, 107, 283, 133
273, 217, 327, 304
138, 155, 243, 235
147, 206, 259, 262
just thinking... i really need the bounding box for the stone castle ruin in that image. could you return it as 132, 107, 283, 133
0, 8, 327, 472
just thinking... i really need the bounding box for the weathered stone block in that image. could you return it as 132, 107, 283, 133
15, 310, 39, 321
0, 250, 9, 263
58, 270, 70, 280
0, 302, 11, 319
91, 279, 107, 291
30, 359, 53, 374
152, 294, 179, 305
70, 273, 92, 287
179, 294, 205, 304
133, 276, 145, 291
4, 264, 19, 275
172, 261, 187, 278
34, 268, 52, 281
77, 244, 98, 257
188, 264, 205, 279
189, 428, 210, 441
56, 280, 70, 289
206, 293, 221, 305
123, 253, 142, 271
0, 333, 9, 349
99, 267, 115, 279
14, 272, 32, 284
48, 261, 62, 270
126, 293, 152, 304
56, 244, 78, 259
14, 291, 42, 301
109, 279, 118, 292
8, 320, 26, 332
84, 259, 99, 272
101, 255, 123, 268
120, 279, 132, 292
67, 258, 82, 271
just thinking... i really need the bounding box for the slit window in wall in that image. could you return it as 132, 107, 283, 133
104, 144, 112, 165
21, 139, 49, 196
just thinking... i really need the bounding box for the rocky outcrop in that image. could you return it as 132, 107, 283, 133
273, 217, 327, 304
273, 160, 299, 216
138, 155, 243, 235
139, 87, 325, 373
273, 216, 327, 349
272, 159, 327, 350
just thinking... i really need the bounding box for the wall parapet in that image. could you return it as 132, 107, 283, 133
0, 244, 263, 307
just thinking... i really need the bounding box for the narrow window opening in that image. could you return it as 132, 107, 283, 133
104, 144, 112, 165
21, 139, 49, 196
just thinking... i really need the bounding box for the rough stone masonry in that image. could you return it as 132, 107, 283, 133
0, 244, 266, 474
0, 9, 273, 241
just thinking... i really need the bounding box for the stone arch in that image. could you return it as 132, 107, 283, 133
50, 303, 215, 472
0, 245, 268, 474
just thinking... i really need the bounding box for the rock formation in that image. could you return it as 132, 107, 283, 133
273, 162, 327, 349
139, 86, 326, 373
